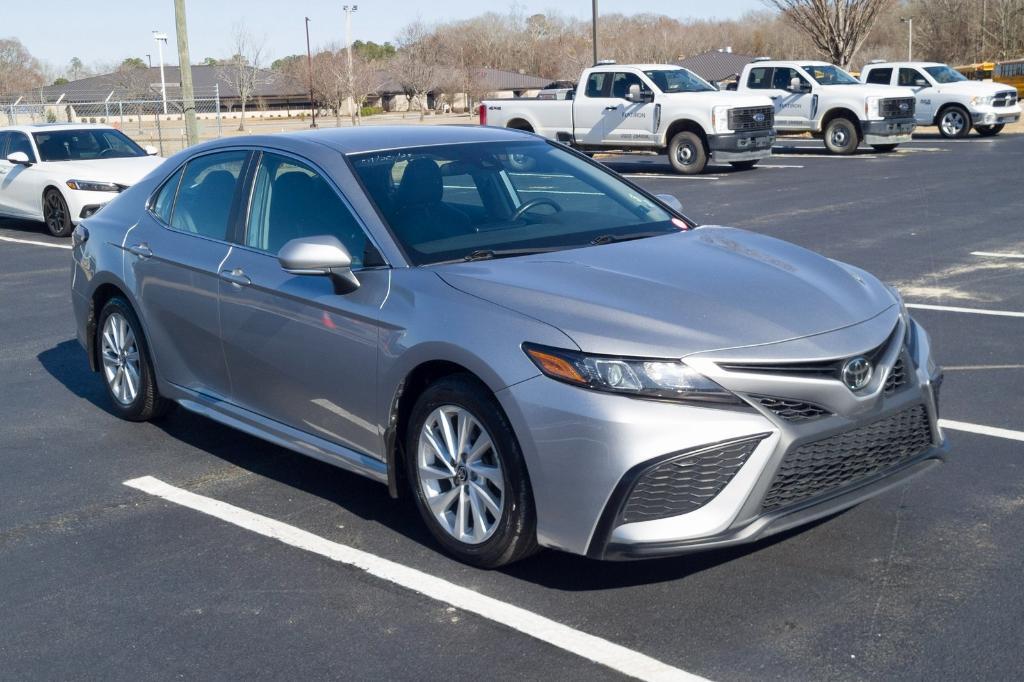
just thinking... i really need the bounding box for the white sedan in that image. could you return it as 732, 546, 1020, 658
0, 124, 165, 236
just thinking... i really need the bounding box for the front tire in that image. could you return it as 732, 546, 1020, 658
729, 159, 759, 170
823, 117, 859, 155
975, 123, 1004, 137
938, 106, 971, 138
871, 144, 899, 153
406, 374, 537, 568
43, 189, 74, 237
667, 131, 707, 175
96, 297, 172, 421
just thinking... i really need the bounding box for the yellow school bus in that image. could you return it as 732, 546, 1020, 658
954, 61, 995, 80
993, 58, 1024, 97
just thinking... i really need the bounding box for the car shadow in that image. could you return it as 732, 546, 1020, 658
38, 338, 841, 589
0, 216, 48, 236
601, 158, 762, 175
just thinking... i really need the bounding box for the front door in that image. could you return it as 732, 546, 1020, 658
217, 151, 387, 458
602, 72, 658, 146
764, 67, 815, 130
899, 67, 935, 123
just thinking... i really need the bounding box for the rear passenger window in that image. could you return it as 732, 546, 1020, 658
585, 72, 610, 98
168, 150, 248, 240
151, 167, 184, 224
865, 68, 892, 85
746, 67, 772, 89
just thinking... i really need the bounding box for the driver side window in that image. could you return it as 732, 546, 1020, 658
610, 72, 649, 99
898, 68, 924, 86
772, 68, 807, 90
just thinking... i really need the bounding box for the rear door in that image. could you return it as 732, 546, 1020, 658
572, 71, 617, 145
217, 149, 388, 458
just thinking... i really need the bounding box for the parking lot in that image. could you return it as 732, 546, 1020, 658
2, 133, 1022, 680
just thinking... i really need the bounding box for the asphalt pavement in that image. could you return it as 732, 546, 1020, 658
1, 134, 1022, 681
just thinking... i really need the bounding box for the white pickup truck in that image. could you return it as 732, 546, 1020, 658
860, 61, 1021, 138
479, 63, 776, 174
736, 59, 918, 155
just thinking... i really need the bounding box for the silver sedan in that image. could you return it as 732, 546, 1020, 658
70, 125, 946, 567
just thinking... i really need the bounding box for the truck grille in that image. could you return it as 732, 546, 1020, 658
621, 436, 766, 523
880, 97, 915, 118
762, 404, 932, 511
993, 91, 1018, 107
728, 106, 774, 131
753, 395, 831, 422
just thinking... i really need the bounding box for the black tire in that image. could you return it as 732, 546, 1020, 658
96, 297, 172, 422
729, 159, 759, 170
871, 144, 899, 153
823, 117, 859, 155
975, 124, 1004, 137
43, 189, 74, 237
937, 105, 971, 138
667, 130, 707, 175
405, 374, 538, 568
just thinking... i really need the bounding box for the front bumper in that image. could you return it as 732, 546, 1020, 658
63, 189, 119, 225
863, 117, 916, 145
500, 312, 945, 559
708, 129, 775, 161
971, 104, 1022, 126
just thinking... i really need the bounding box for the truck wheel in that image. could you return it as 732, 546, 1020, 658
871, 144, 899, 153
975, 124, 1004, 137
823, 118, 859, 155
729, 160, 759, 170
938, 106, 971, 138
668, 131, 707, 175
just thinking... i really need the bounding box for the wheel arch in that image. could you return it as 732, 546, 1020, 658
933, 101, 969, 126
84, 275, 150, 374
663, 119, 708, 151
820, 108, 863, 138
506, 117, 535, 133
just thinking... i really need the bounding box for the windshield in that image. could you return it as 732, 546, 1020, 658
349, 141, 682, 265
32, 129, 146, 162
801, 64, 860, 85
644, 68, 716, 93
924, 65, 967, 84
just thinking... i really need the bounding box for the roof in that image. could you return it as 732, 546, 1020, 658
749, 60, 834, 68
375, 67, 550, 95
863, 61, 944, 69
0, 123, 115, 133
675, 51, 758, 82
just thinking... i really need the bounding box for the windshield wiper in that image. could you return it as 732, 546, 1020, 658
590, 231, 668, 245
463, 247, 561, 261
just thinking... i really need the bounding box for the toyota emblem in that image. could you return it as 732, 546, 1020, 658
841, 356, 873, 391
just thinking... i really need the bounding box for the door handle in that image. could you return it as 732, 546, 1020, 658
126, 243, 153, 258
220, 268, 251, 287
604, 105, 619, 111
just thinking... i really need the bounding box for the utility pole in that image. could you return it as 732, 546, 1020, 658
305, 17, 317, 127
174, 0, 199, 147
591, 0, 598, 66
153, 31, 169, 115
900, 17, 913, 61
343, 5, 358, 124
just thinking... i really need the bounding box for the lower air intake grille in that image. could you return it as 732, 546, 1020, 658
621, 436, 766, 523
762, 405, 932, 511
883, 354, 909, 395
754, 395, 831, 422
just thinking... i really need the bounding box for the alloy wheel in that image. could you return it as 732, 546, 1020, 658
941, 110, 966, 137
416, 405, 505, 544
45, 192, 68, 235
100, 312, 141, 405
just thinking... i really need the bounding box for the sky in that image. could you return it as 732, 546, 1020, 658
5, 0, 766, 72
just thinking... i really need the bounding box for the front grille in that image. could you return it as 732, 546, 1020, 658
728, 106, 774, 131
753, 395, 831, 422
621, 436, 766, 523
883, 353, 909, 395
993, 91, 1018, 107
880, 97, 916, 118
762, 404, 932, 511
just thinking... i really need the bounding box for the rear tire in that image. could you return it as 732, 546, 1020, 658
938, 106, 971, 138
729, 159, 759, 170
823, 117, 859, 155
871, 144, 899, 153
406, 374, 538, 568
975, 124, 1004, 137
96, 297, 172, 422
43, 189, 74, 238
667, 131, 707, 175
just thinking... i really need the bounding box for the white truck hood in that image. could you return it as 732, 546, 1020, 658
40, 156, 165, 187
663, 91, 774, 108
930, 80, 1016, 96
821, 83, 917, 99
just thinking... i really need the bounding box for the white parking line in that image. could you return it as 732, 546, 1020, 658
971, 251, 1024, 260
623, 174, 720, 180
940, 420, 1024, 443
123, 475, 705, 682
758, 164, 805, 168
0, 234, 72, 250
906, 303, 1024, 319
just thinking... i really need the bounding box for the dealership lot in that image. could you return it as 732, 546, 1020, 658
2, 134, 1022, 680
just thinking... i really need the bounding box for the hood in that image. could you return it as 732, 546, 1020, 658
40, 156, 165, 187
664, 91, 774, 109
437, 227, 895, 358
932, 80, 1016, 97
822, 83, 917, 99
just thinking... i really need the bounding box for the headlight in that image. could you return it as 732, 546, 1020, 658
523, 343, 742, 404
970, 95, 993, 106
66, 179, 122, 192
865, 96, 881, 119
711, 105, 732, 134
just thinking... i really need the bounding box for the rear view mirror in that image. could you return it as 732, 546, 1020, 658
656, 193, 684, 213
278, 234, 360, 295
6, 151, 31, 166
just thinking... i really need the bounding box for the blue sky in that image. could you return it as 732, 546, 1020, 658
7, 0, 765, 71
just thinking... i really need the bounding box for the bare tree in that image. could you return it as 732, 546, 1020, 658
218, 24, 267, 131
348, 54, 383, 123
0, 38, 46, 95
763, 0, 894, 68
393, 22, 438, 120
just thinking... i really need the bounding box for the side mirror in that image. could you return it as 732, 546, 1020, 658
655, 193, 684, 213
626, 83, 642, 102
789, 77, 810, 93
278, 234, 360, 295
913, 78, 928, 87
144, 145, 159, 156
6, 151, 32, 166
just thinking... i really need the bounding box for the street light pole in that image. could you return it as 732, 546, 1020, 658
174, 0, 199, 148
900, 17, 913, 61
146, 54, 152, 68
342, 4, 358, 124
153, 31, 169, 115
591, 0, 598, 66
305, 17, 317, 128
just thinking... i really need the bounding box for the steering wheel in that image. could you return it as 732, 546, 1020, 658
511, 197, 563, 222
98, 148, 118, 158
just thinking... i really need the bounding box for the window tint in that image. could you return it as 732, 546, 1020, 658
865, 67, 893, 85
585, 72, 610, 97
898, 68, 925, 86
32, 129, 144, 161
151, 167, 184, 224
772, 67, 807, 89
746, 67, 772, 89
610, 72, 649, 98
169, 150, 247, 240
0, 132, 10, 157
8, 132, 35, 161
245, 152, 367, 267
